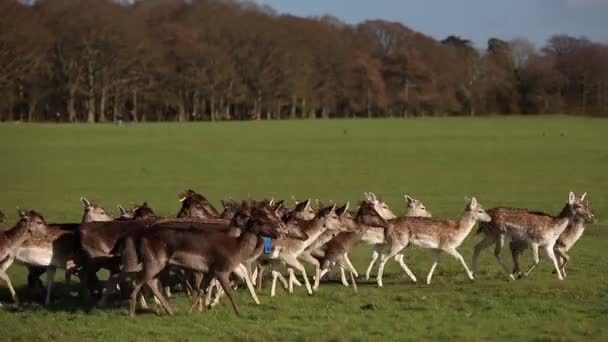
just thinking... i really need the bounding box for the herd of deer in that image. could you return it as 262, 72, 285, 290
0, 190, 596, 317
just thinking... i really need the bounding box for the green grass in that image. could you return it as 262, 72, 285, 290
0, 116, 607, 341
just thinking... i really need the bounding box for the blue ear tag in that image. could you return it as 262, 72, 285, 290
263, 236, 272, 255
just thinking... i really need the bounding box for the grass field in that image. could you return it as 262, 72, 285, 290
0, 116, 607, 341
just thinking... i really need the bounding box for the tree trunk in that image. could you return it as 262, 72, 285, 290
87, 61, 95, 123
132, 89, 139, 122
178, 92, 186, 122
113, 91, 120, 122
99, 86, 108, 123
290, 95, 297, 119
68, 88, 77, 122
210, 95, 216, 122
192, 89, 199, 121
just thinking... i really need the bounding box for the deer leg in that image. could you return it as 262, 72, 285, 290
234, 263, 260, 305
299, 253, 322, 291
340, 267, 349, 287
216, 272, 240, 317
493, 235, 515, 280
256, 264, 266, 291
343, 253, 358, 278
145, 279, 173, 316
444, 247, 474, 281
270, 270, 279, 297
0, 255, 18, 306
251, 266, 258, 286
376, 253, 391, 288
129, 261, 164, 317
283, 256, 313, 295
544, 244, 563, 280
396, 253, 417, 283
426, 249, 441, 285
365, 249, 380, 280
471, 235, 495, 275
510, 240, 526, 279
555, 246, 570, 277
523, 243, 540, 278
189, 273, 213, 314
45, 267, 56, 306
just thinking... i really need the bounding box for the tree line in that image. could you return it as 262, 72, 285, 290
1, 0, 607, 122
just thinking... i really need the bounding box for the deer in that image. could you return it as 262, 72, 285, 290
1, 210, 49, 306
16, 197, 115, 306
313, 200, 395, 292
364, 194, 432, 282
125, 203, 290, 317
374, 197, 491, 286
471, 192, 595, 280
177, 189, 221, 219
252, 198, 316, 291
510, 201, 596, 278
263, 204, 350, 296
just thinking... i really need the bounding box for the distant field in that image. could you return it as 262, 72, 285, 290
0, 116, 607, 341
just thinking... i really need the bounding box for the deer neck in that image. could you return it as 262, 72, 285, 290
237, 230, 262, 259
5, 222, 31, 251
457, 211, 478, 236
300, 219, 328, 247
554, 204, 574, 231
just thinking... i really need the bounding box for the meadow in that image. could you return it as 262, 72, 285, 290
0, 116, 606, 341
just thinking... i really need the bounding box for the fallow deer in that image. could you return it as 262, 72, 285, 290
313, 200, 393, 291
364, 194, 432, 281
0, 210, 49, 306
126, 204, 288, 317
375, 197, 491, 286
177, 189, 221, 219
471, 192, 595, 280
17, 197, 115, 305
264, 204, 349, 296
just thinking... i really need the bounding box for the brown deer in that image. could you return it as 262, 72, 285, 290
1, 210, 49, 306
375, 197, 491, 286
471, 192, 595, 280
177, 189, 221, 219
17, 197, 115, 306
126, 204, 288, 317
364, 194, 432, 282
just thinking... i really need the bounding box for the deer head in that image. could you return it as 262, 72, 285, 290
81, 197, 113, 222
466, 197, 491, 222
404, 194, 432, 218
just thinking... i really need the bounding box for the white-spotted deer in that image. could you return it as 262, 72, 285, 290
471, 192, 595, 280
376, 197, 491, 286
1, 210, 49, 306
364, 194, 432, 282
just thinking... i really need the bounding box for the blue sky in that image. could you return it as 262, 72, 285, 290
254, 0, 608, 48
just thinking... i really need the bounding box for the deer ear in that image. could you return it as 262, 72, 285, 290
304, 198, 311, 210
81, 197, 92, 208
370, 192, 377, 202
404, 195, 414, 206
580, 192, 587, 201
568, 192, 575, 204
117, 204, 127, 215
469, 197, 478, 209
17, 207, 27, 219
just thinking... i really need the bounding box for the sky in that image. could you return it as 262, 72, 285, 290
254, 0, 608, 48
